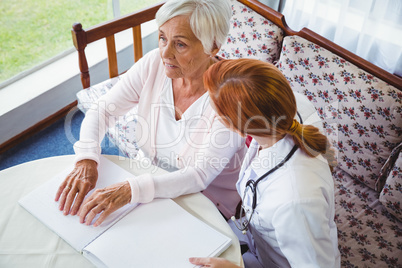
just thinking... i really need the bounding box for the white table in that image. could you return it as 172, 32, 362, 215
0, 155, 243, 267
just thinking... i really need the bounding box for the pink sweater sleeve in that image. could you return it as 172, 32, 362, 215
73, 49, 160, 165
127, 115, 245, 207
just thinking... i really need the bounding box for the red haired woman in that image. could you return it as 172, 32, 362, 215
190, 59, 340, 268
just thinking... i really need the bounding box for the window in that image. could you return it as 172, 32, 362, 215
0, 0, 160, 87
282, 0, 402, 77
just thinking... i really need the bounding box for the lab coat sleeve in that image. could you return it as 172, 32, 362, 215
272, 199, 338, 268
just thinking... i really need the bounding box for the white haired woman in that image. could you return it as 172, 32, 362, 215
55, 0, 247, 226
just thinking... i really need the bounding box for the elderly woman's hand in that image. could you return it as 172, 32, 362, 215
55, 159, 98, 216
189, 257, 240, 268
78, 181, 132, 227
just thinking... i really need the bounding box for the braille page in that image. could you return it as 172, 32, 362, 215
83, 198, 232, 268
19, 156, 139, 252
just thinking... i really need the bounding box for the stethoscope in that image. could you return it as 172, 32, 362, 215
231, 112, 303, 234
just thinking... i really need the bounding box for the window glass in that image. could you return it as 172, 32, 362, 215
1, 0, 113, 84
119, 0, 161, 17
1, 0, 160, 85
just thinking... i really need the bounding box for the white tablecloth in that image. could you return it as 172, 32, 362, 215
0, 155, 243, 267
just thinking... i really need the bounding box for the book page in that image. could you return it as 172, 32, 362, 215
19, 156, 139, 252
83, 198, 232, 268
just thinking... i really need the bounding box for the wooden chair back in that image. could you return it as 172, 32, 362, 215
71, 2, 164, 88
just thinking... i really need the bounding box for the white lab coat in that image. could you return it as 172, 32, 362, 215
236, 136, 341, 267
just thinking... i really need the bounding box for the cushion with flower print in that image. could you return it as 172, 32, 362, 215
76, 76, 139, 159
277, 35, 402, 190
218, 0, 284, 63
333, 167, 402, 267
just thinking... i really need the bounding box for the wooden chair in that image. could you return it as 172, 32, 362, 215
71, 2, 164, 89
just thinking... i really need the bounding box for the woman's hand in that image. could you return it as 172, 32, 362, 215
55, 159, 98, 216
189, 257, 240, 268
78, 181, 132, 227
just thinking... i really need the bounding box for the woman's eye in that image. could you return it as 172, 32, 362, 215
177, 42, 186, 49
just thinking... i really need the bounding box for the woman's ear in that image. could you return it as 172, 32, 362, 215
210, 42, 220, 57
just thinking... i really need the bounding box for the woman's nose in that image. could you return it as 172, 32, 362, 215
161, 42, 174, 59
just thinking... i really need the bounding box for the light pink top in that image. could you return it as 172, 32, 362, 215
74, 48, 247, 218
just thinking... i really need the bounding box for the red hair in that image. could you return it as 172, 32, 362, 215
204, 58, 335, 166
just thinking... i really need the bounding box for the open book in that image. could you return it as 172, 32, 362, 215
19, 156, 232, 267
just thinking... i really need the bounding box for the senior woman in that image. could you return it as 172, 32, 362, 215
55, 0, 246, 226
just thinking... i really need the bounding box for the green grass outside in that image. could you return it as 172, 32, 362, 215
0, 0, 160, 84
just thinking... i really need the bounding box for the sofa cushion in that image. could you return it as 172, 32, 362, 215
77, 76, 139, 158
218, 0, 284, 63
379, 151, 402, 221
333, 167, 402, 267
77, 77, 121, 111
277, 35, 402, 190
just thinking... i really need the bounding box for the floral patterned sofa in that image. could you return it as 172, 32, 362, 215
73, 0, 402, 267
276, 35, 402, 267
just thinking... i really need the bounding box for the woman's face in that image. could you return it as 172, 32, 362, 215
208, 96, 246, 137
158, 15, 212, 80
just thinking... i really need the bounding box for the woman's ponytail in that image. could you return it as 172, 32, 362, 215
287, 121, 336, 169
